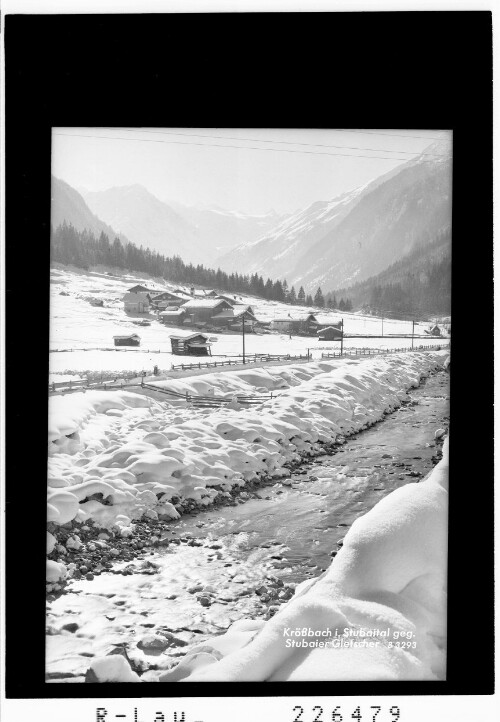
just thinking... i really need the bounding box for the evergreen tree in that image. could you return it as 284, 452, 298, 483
264, 278, 274, 299
305, 294, 314, 306
288, 286, 297, 304
314, 286, 325, 308
297, 286, 306, 305
272, 279, 286, 302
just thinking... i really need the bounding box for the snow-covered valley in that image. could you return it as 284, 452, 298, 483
49, 266, 447, 379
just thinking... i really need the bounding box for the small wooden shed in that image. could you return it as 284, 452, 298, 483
159, 309, 187, 326
113, 334, 141, 347
170, 333, 213, 356
425, 325, 442, 337
317, 324, 343, 341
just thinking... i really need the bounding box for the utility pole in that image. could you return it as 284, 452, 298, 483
242, 314, 246, 364
340, 318, 344, 356
381, 316, 384, 337
411, 320, 415, 349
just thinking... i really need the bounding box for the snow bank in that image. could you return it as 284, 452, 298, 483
47, 352, 447, 536
163, 437, 449, 682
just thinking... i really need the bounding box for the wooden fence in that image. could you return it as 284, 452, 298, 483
170, 353, 310, 371
49, 370, 148, 393
142, 382, 275, 408
321, 343, 450, 359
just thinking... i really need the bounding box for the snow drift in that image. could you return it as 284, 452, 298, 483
47, 352, 448, 541
160, 437, 449, 682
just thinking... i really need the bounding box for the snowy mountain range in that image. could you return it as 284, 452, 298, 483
51, 138, 451, 294
82, 185, 286, 266
216, 139, 452, 293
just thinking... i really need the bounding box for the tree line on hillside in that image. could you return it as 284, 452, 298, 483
51, 223, 336, 308
328, 228, 451, 317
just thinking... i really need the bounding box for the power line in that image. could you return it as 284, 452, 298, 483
335, 129, 448, 140
53, 132, 449, 162
97, 127, 447, 157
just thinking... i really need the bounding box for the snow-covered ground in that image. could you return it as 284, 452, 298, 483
49, 266, 448, 376
47, 351, 448, 566
47, 265, 450, 683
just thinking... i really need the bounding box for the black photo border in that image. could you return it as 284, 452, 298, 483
4, 10, 494, 699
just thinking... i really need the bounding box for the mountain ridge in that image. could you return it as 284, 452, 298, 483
216, 139, 452, 293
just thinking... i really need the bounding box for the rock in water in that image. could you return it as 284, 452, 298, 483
87, 655, 141, 682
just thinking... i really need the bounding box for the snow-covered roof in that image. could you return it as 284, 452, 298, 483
127, 284, 150, 293
232, 304, 254, 313
150, 291, 185, 300
169, 331, 210, 340
128, 284, 164, 294
213, 306, 257, 320
317, 326, 342, 335
182, 299, 229, 309
159, 310, 186, 316
113, 333, 141, 340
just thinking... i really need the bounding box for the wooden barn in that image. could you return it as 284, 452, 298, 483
113, 333, 141, 347
159, 308, 187, 326
123, 292, 151, 313
170, 332, 213, 356
317, 324, 343, 341
181, 298, 233, 325
270, 312, 319, 335
212, 304, 259, 330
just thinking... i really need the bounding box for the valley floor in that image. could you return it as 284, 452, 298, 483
49, 266, 448, 379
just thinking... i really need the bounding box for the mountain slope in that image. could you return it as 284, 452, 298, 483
51, 176, 128, 243
217, 138, 452, 293
83, 185, 288, 266
330, 228, 451, 315
83, 185, 202, 262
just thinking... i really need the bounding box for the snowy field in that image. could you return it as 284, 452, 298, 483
49, 266, 448, 377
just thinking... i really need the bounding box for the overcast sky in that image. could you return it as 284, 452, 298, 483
52, 128, 450, 216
